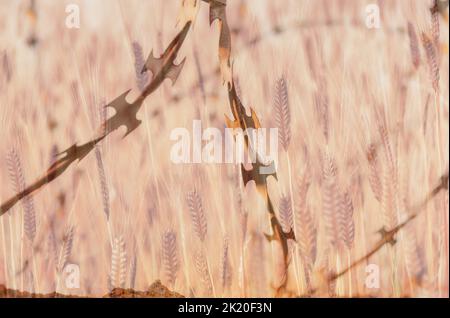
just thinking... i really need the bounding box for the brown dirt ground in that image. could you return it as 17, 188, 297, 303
0, 280, 184, 298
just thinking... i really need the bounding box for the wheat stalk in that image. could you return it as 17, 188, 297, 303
219, 236, 232, 291
320, 251, 336, 297
194, 249, 214, 296
57, 226, 74, 274
376, 114, 400, 231
381, 164, 398, 231
407, 22, 421, 70
431, 9, 440, 50
110, 235, 127, 289
47, 231, 58, 271
403, 224, 425, 285
295, 168, 316, 289
321, 151, 355, 252
186, 189, 208, 242
273, 77, 291, 152
322, 152, 341, 247
366, 144, 382, 202
339, 190, 355, 250
161, 230, 179, 288
5, 146, 39, 293
279, 196, 294, 234
422, 33, 440, 93
315, 81, 330, 141
6, 148, 36, 242
132, 41, 150, 92
95, 148, 110, 220
398, 160, 426, 287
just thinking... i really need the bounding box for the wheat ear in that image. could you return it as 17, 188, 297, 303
110, 235, 127, 289
295, 168, 316, 289
273, 77, 291, 152
407, 22, 421, 70
186, 189, 208, 242
161, 230, 179, 288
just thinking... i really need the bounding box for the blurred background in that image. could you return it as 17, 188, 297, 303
0, 0, 448, 297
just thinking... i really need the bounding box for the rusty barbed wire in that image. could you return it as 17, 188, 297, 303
202, 0, 296, 295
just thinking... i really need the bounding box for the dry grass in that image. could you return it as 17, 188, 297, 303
0, 0, 448, 297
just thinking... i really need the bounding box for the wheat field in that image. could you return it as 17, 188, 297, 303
0, 0, 448, 298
